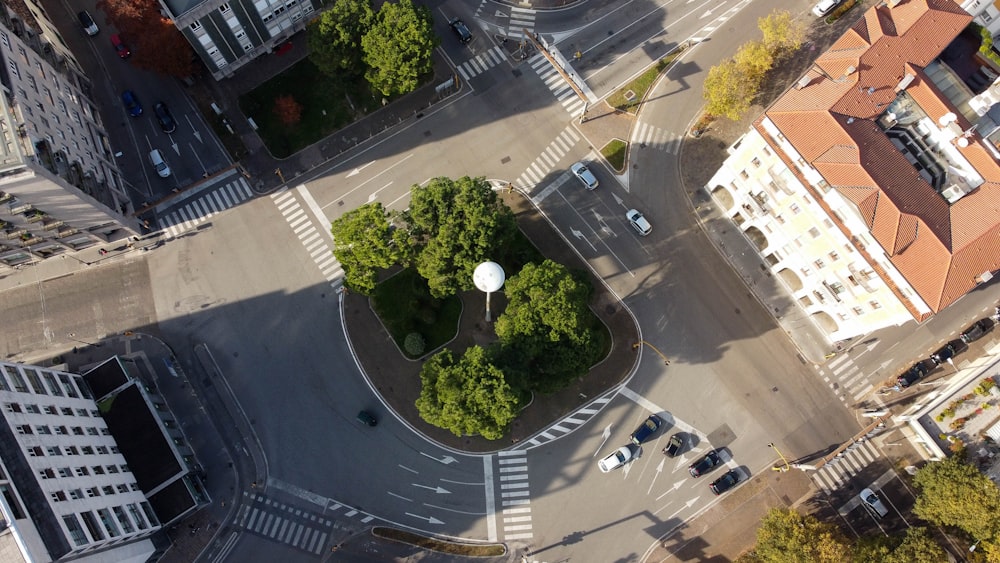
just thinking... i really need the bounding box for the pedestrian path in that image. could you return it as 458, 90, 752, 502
631, 121, 682, 155
233, 491, 333, 554
271, 187, 343, 290
809, 439, 881, 495
817, 354, 874, 405
157, 176, 253, 239
515, 125, 581, 190
496, 450, 533, 541
528, 53, 586, 117
513, 392, 613, 449
456, 45, 507, 81
506, 7, 536, 40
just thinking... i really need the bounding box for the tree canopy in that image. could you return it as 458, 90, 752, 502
362, 0, 439, 97
408, 176, 517, 298
414, 347, 521, 440
752, 508, 850, 563
758, 10, 806, 56
330, 202, 410, 294
96, 0, 194, 77
853, 527, 947, 563
913, 455, 1000, 541
703, 59, 760, 121
307, 0, 374, 77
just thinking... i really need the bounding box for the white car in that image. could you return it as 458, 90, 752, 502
812, 0, 840, 17
626, 209, 652, 236
148, 149, 171, 178
860, 488, 889, 518
598, 446, 633, 473
571, 162, 599, 190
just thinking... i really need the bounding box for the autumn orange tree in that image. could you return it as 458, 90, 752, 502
96, 0, 195, 77
273, 95, 303, 126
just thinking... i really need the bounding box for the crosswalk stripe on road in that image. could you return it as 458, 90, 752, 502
271, 187, 343, 289
158, 176, 253, 239
456, 46, 507, 81
507, 7, 536, 39
528, 53, 586, 117
631, 121, 682, 155
516, 126, 581, 190
810, 440, 880, 494
234, 492, 332, 554
497, 450, 534, 541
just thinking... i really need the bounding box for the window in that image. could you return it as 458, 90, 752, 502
751, 158, 761, 168
0, 31, 9, 50
808, 227, 820, 238
829, 282, 845, 294
813, 259, 825, 269
870, 300, 882, 310
8, 60, 19, 79
16, 424, 32, 435
5, 403, 22, 413
43, 373, 62, 396
775, 214, 785, 224
102, 486, 115, 496
72, 426, 84, 436
789, 203, 801, 215
190, 21, 202, 31
36, 425, 51, 434
86, 487, 100, 498
800, 267, 811, 277
96, 446, 109, 454
9, 371, 28, 392
39, 468, 55, 479
120, 464, 129, 473
76, 408, 88, 416
54, 425, 67, 435
111, 446, 120, 454
46, 446, 61, 456
852, 306, 865, 316
128, 504, 148, 529
739, 170, 749, 180
90, 409, 99, 417
25, 404, 40, 414
762, 146, 772, 156
75, 467, 89, 477
828, 251, 839, 261
113, 506, 134, 533
80, 511, 104, 540
107, 465, 119, 474
219, 3, 231, 13
58, 467, 72, 478
51, 491, 67, 502
44, 405, 57, 415
116, 484, 129, 493
69, 489, 84, 500
62, 407, 74, 416
63, 515, 88, 546
87, 427, 99, 435
81, 446, 94, 455
65, 446, 78, 455
61, 376, 79, 398
101, 427, 111, 436
92, 466, 104, 475
130, 483, 140, 491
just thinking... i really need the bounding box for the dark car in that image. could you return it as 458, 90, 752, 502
662, 433, 684, 457
960, 318, 995, 344
689, 449, 722, 477
630, 414, 662, 445
897, 360, 934, 388
122, 90, 142, 117
449, 18, 473, 44
356, 410, 377, 426
111, 34, 130, 59
931, 339, 967, 365
709, 469, 741, 495
78, 11, 98, 36
153, 102, 177, 133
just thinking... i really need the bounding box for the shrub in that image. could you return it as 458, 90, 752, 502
975, 377, 996, 396
403, 332, 426, 356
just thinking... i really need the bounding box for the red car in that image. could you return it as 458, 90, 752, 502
111, 34, 130, 59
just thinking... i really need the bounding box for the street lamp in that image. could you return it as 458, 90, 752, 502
768, 442, 791, 472
473, 261, 505, 322
971, 539, 981, 552
632, 340, 670, 366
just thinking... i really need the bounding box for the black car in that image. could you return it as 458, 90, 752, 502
960, 318, 994, 344
449, 18, 473, 44
630, 414, 662, 445
897, 360, 934, 388
662, 433, 684, 457
709, 469, 741, 495
689, 449, 722, 477
356, 410, 377, 426
930, 338, 967, 365
154, 102, 177, 134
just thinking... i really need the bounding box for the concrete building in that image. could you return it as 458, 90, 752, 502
706, 0, 1000, 342
162, 0, 322, 80
0, 1, 139, 269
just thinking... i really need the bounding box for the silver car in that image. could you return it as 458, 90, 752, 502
626, 209, 652, 236
860, 487, 888, 518
571, 162, 599, 190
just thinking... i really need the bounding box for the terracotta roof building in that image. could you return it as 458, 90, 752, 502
706, 0, 1000, 341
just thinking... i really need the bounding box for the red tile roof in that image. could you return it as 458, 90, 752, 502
757, 0, 1000, 314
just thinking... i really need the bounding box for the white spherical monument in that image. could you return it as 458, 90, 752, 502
473, 261, 506, 321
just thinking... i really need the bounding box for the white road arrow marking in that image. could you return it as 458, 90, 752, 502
405, 513, 444, 525
594, 423, 613, 457
413, 484, 451, 494
648, 458, 665, 494
612, 192, 626, 208
495, 10, 509, 17
571, 228, 597, 252
420, 452, 457, 465
346, 161, 376, 177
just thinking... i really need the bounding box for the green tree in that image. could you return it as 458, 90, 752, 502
307, 0, 374, 76
854, 528, 947, 563
407, 176, 517, 298
758, 10, 807, 56
331, 202, 410, 294
362, 0, 439, 96
703, 58, 760, 121
753, 508, 851, 563
913, 455, 1000, 541
414, 347, 521, 440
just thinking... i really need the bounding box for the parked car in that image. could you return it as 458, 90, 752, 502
598, 446, 633, 473
78, 11, 99, 36
154, 102, 177, 134
449, 18, 473, 44
688, 449, 722, 477
626, 209, 652, 236
148, 149, 171, 178
571, 161, 599, 190
110, 34, 131, 58
122, 90, 142, 117
812, 0, 841, 17
859, 487, 889, 518
897, 360, 934, 388
930, 338, 967, 365
960, 318, 994, 344
356, 410, 377, 426
709, 469, 741, 495
662, 433, 684, 457
630, 415, 662, 445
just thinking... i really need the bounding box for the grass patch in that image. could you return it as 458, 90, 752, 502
371, 269, 461, 358
239, 59, 381, 158
373, 527, 506, 556
607, 46, 686, 113
601, 139, 627, 172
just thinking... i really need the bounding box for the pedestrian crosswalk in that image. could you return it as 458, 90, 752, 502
158, 176, 253, 239
456, 46, 507, 81
631, 121, 682, 155
233, 492, 333, 554
271, 187, 343, 289
818, 354, 874, 404
528, 53, 586, 117
497, 450, 533, 541
810, 439, 881, 495
507, 7, 536, 40
514, 393, 613, 449
515, 126, 581, 190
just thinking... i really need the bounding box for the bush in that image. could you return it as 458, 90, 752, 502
403, 332, 426, 356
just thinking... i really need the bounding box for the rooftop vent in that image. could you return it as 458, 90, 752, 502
796, 75, 812, 89
895, 73, 916, 92
887, 0, 903, 7
844, 65, 857, 76
941, 183, 970, 203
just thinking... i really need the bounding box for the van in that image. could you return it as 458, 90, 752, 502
148, 149, 171, 178
78, 11, 99, 36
